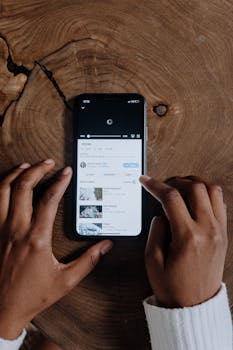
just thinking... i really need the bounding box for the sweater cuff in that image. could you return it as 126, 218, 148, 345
143, 283, 232, 350
0, 329, 27, 350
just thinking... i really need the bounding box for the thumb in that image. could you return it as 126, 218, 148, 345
145, 216, 170, 272
63, 240, 113, 289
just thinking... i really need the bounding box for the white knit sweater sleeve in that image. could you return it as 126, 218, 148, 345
0, 329, 26, 350
143, 283, 232, 350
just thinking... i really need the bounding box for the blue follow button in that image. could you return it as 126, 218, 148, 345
123, 163, 139, 168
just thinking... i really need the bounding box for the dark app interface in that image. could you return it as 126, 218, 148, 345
76, 95, 144, 236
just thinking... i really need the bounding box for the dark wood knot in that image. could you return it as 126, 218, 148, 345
153, 104, 168, 117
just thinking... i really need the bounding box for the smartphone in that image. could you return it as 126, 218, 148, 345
73, 93, 147, 239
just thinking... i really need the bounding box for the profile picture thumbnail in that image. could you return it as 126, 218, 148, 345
80, 161, 86, 168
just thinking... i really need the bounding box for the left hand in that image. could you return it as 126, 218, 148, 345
0, 160, 113, 339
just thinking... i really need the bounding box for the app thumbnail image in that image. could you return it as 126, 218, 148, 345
79, 223, 102, 235
79, 187, 103, 201
79, 205, 103, 218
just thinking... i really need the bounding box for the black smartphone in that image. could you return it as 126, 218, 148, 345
73, 93, 147, 239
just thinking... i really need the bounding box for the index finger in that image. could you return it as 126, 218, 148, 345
139, 175, 193, 233
9, 159, 55, 227
0, 163, 31, 226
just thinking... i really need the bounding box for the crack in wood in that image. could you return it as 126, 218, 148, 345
7, 54, 30, 77
0, 34, 30, 126
35, 60, 72, 111
1, 35, 123, 127
0, 34, 73, 126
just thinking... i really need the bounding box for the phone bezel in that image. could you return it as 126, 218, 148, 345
72, 93, 147, 240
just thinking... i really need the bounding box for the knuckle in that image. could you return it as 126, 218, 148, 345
208, 219, 219, 234
27, 235, 46, 251
182, 221, 227, 252
161, 187, 180, 203
180, 223, 201, 248
14, 178, 31, 191
185, 231, 200, 247
190, 182, 206, 193
209, 231, 223, 246
90, 254, 99, 268
87, 248, 100, 268
210, 184, 223, 196
206, 221, 226, 247
41, 190, 58, 205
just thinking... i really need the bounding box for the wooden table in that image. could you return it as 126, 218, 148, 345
0, 1, 233, 349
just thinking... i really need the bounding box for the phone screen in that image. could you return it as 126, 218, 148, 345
74, 94, 146, 237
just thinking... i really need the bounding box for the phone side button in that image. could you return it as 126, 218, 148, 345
146, 127, 148, 142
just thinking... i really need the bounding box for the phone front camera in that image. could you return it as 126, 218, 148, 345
106, 118, 113, 125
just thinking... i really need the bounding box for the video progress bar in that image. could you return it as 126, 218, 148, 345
81, 134, 121, 138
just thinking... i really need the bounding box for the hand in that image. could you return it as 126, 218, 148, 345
140, 175, 227, 308
0, 160, 113, 339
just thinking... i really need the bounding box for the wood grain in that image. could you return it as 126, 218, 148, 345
0, 37, 27, 120
0, 0, 233, 349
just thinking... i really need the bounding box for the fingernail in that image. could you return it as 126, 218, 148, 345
44, 159, 54, 165
100, 240, 113, 255
19, 163, 31, 169
62, 166, 72, 176
139, 175, 151, 183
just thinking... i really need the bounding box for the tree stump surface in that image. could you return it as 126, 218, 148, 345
0, 1, 233, 349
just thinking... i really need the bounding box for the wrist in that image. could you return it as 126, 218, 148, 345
153, 285, 222, 309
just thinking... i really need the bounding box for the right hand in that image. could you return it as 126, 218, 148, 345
0, 160, 113, 339
140, 175, 227, 308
